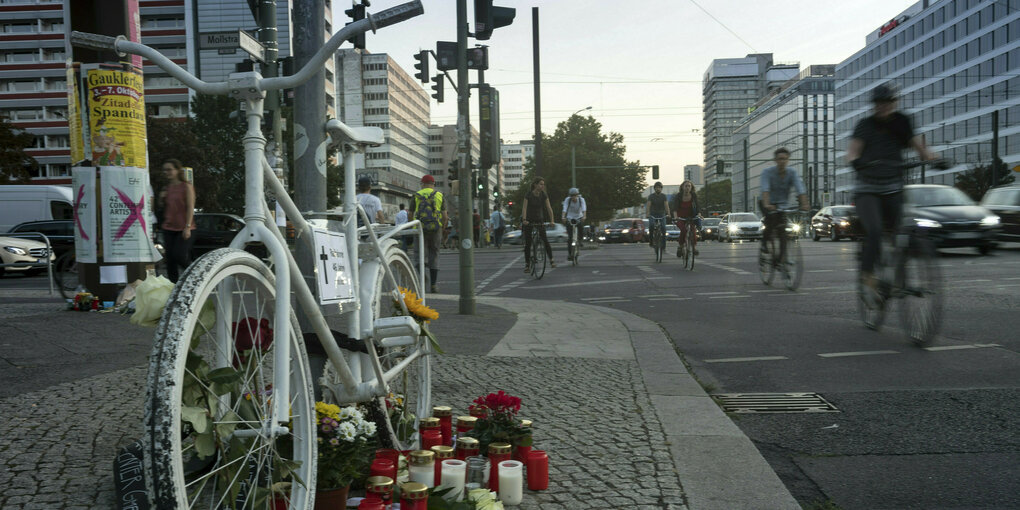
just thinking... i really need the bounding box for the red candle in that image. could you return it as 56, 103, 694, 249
455, 415, 477, 436
487, 442, 512, 493
375, 448, 400, 465
399, 482, 429, 510
358, 499, 385, 510
469, 406, 488, 419
432, 406, 453, 446
527, 449, 549, 490
365, 475, 393, 507
455, 436, 479, 461
369, 458, 396, 484
430, 445, 454, 485
517, 419, 533, 462
422, 429, 442, 450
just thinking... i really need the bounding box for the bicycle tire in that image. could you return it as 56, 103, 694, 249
898, 235, 942, 346
54, 251, 78, 300
783, 238, 803, 290
654, 229, 663, 263
145, 248, 315, 510
685, 229, 696, 271
533, 232, 546, 280
759, 238, 776, 285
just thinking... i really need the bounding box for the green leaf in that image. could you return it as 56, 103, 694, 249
182, 405, 210, 434
421, 325, 444, 354
207, 366, 243, 384
215, 410, 240, 438
194, 432, 216, 459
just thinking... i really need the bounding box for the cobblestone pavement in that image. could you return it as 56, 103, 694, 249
0, 354, 686, 509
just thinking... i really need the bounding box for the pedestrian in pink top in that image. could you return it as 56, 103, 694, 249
158, 158, 195, 282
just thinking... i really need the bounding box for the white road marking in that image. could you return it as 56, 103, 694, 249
750, 289, 785, 293
582, 296, 623, 301
525, 278, 645, 290
704, 356, 789, 363
697, 291, 737, 295
957, 279, 992, 283
698, 260, 753, 275
639, 294, 677, 298
475, 254, 523, 293
817, 350, 899, 358
1004, 277, 1020, 280
709, 295, 751, 299
922, 343, 1001, 352
585, 298, 630, 303
649, 297, 692, 301
808, 269, 834, 273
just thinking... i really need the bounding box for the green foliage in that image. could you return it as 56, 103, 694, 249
314, 402, 379, 489
700, 179, 733, 214
508, 115, 645, 224
0, 115, 38, 183
426, 486, 477, 509
954, 162, 1015, 201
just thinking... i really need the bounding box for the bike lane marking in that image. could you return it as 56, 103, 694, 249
475, 253, 523, 294
704, 356, 789, 363
817, 350, 899, 358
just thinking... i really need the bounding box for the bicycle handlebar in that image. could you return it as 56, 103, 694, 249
855, 158, 952, 171
69, 0, 423, 95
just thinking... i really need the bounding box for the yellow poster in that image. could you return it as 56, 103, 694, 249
67, 62, 85, 165
86, 68, 147, 168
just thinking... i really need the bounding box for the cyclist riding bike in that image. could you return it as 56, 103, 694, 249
562, 187, 587, 253
672, 180, 702, 257
845, 82, 938, 300
522, 177, 556, 272
760, 147, 809, 265
645, 181, 669, 248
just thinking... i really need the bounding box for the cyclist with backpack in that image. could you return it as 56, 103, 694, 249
414, 175, 448, 293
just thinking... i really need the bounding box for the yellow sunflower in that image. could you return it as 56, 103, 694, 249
399, 287, 439, 322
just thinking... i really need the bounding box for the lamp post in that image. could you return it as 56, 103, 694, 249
570, 106, 592, 189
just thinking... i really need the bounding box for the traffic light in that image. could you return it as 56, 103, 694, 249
471, 171, 479, 198
448, 159, 458, 181
474, 0, 516, 41
344, 1, 368, 50
716, 159, 725, 175
478, 84, 500, 169
652, 165, 659, 180
413, 50, 428, 84
492, 185, 500, 199
430, 74, 445, 103
507, 200, 513, 209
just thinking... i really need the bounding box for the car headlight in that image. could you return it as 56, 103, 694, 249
981, 215, 1000, 226
914, 218, 942, 228
791, 224, 801, 232
4, 246, 27, 256
705, 228, 713, 233
728, 225, 739, 233
622, 228, 630, 234
839, 220, 850, 227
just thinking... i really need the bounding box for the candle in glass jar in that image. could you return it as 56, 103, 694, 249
365, 475, 394, 506
516, 419, 533, 463
487, 442, 512, 493
438, 459, 467, 501
358, 499, 385, 510
375, 448, 400, 465
399, 482, 429, 510
469, 406, 488, 419
369, 458, 397, 485
432, 406, 453, 446
527, 449, 549, 491
465, 455, 490, 488
422, 429, 442, 450
497, 460, 524, 506
407, 450, 436, 487
455, 415, 477, 436
455, 436, 479, 461
430, 445, 454, 485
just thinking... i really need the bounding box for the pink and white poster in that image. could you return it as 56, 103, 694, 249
100, 166, 161, 263
71, 167, 98, 263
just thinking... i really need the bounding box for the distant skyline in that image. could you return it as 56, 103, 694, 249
335, 0, 918, 187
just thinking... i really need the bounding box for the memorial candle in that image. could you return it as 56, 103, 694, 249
497, 460, 524, 506
432, 406, 453, 446
407, 450, 436, 488
430, 445, 454, 485
438, 459, 467, 501
487, 442, 512, 493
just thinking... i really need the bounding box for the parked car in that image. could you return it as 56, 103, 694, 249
980, 183, 1020, 243
7, 219, 75, 258
502, 223, 567, 245
811, 205, 862, 242
191, 213, 246, 256
700, 218, 721, 241
601, 218, 646, 243
0, 236, 55, 278
0, 185, 74, 233
719, 212, 762, 242
903, 184, 1001, 255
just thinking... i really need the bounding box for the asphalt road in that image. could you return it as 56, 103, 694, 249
432, 238, 1020, 510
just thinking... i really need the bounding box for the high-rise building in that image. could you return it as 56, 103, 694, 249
425, 123, 480, 215
336, 49, 430, 219
500, 139, 534, 193
730, 65, 836, 212
834, 0, 1020, 204
702, 54, 798, 186
683, 164, 704, 187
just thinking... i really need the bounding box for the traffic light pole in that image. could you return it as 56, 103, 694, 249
478, 68, 490, 226
456, 0, 475, 314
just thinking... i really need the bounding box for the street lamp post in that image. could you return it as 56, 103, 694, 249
570, 106, 592, 189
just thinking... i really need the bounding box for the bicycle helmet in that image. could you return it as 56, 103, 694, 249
568, 187, 579, 195
871, 82, 899, 102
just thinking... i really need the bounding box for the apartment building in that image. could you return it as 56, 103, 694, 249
500, 139, 534, 193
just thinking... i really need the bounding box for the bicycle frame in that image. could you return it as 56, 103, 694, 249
70, 1, 427, 424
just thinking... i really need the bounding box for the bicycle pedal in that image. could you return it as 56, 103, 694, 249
374, 316, 420, 339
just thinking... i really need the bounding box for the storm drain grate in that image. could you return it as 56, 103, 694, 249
712, 392, 839, 414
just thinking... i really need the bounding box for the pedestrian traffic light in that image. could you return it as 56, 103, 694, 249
652, 165, 659, 180
431, 74, 444, 103
492, 185, 500, 199
716, 159, 725, 175
344, 1, 368, 50
474, 0, 516, 41
413, 50, 428, 84
507, 200, 513, 208
448, 159, 458, 181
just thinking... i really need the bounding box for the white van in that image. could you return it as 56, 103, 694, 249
0, 185, 74, 233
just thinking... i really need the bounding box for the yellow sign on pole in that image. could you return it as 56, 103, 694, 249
1013, 165, 1020, 173
67, 62, 86, 165
86, 68, 147, 167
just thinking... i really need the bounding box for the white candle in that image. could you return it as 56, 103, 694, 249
497, 460, 523, 506
408, 463, 434, 488
439, 459, 467, 501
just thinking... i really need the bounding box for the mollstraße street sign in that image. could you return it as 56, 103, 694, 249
198, 30, 265, 63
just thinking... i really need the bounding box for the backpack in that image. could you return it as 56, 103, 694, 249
415, 189, 442, 232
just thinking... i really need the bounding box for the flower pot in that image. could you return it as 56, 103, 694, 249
314, 486, 350, 510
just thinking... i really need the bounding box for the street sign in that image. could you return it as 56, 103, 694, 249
198, 30, 265, 63
237, 29, 265, 63
1013, 164, 1020, 173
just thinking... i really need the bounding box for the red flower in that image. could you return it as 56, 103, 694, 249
471, 390, 522, 416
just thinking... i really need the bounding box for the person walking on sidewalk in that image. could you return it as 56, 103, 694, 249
413, 175, 447, 293
672, 180, 702, 257
522, 177, 556, 272
394, 202, 410, 251
490, 205, 506, 248
158, 158, 195, 283
472, 208, 482, 246
562, 187, 587, 252
356, 176, 384, 226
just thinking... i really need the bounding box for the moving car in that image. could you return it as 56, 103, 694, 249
0, 236, 55, 278
903, 184, 1001, 255
719, 212, 762, 242
980, 183, 1020, 243
601, 218, 646, 243
7, 219, 75, 258
700, 217, 721, 241
811, 205, 862, 242
665, 223, 681, 242
502, 223, 568, 245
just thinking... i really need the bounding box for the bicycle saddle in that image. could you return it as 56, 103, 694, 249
325, 119, 384, 147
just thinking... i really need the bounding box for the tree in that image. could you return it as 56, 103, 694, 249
0, 115, 38, 184
700, 179, 733, 214
954, 161, 1015, 201
509, 115, 645, 224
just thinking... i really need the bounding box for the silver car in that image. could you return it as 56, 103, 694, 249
719, 212, 762, 242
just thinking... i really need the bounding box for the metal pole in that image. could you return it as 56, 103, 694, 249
532, 7, 542, 176
457, 0, 475, 314
991, 109, 1000, 188
257, 0, 283, 170
293, 0, 326, 319
478, 68, 489, 226
571, 145, 576, 189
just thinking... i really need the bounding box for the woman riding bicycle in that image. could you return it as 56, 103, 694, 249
522, 177, 556, 272
672, 180, 701, 257
846, 82, 937, 298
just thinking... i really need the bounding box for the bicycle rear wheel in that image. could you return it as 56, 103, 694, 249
685, 229, 696, 271
758, 238, 776, 285
54, 252, 78, 300
782, 238, 803, 290
654, 229, 663, 263
898, 236, 942, 346
533, 234, 546, 279
145, 248, 315, 510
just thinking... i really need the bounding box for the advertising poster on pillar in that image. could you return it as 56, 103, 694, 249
100, 167, 161, 263
67, 63, 86, 165
86, 67, 147, 168
71, 167, 98, 263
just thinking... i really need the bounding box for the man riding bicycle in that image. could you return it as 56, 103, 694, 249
845, 82, 937, 298
562, 187, 587, 254
645, 182, 669, 249
760, 148, 809, 265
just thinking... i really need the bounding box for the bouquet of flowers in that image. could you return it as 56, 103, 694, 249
315, 402, 378, 489
466, 391, 530, 455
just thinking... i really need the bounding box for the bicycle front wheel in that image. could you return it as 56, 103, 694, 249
898, 236, 942, 346
654, 230, 663, 263
685, 230, 696, 271
533, 236, 546, 279
145, 248, 315, 510
782, 238, 803, 290
759, 238, 776, 285
54, 252, 78, 300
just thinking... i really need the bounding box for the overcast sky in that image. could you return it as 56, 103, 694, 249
335, 0, 917, 186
